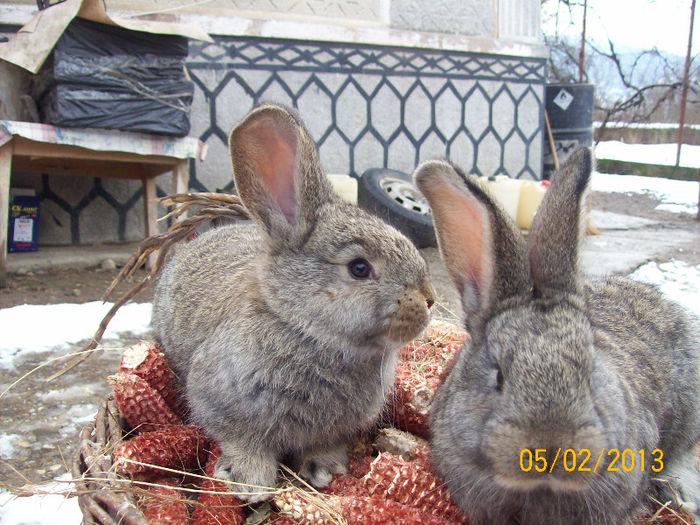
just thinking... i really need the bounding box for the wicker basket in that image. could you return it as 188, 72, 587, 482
72, 394, 147, 525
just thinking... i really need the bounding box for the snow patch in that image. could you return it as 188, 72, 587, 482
628, 260, 700, 317
591, 171, 699, 215
595, 141, 700, 169
0, 301, 152, 369
38, 385, 103, 403
0, 475, 80, 525
64, 405, 98, 426
0, 434, 21, 459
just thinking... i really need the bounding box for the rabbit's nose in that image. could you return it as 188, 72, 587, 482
422, 281, 437, 310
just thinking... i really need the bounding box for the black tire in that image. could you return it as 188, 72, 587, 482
357, 168, 436, 248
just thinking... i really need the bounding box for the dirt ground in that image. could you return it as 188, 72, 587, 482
0, 265, 155, 310
0, 189, 698, 493
1, 190, 698, 311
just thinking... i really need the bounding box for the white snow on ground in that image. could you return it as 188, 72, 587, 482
0, 434, 21, 460
591, 170, 699, 215
0, 301, 152, 368
629, 260, 700, 318
0, 475, 81, 525
595, 122, 700, 131
595, 141, 700, 169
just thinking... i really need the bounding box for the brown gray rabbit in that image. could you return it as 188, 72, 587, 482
414, 148, 700, 525
151, 104, 436, 501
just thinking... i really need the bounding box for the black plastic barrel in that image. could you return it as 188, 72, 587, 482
544, 83, 595, 178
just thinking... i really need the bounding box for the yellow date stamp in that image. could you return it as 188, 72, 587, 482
519, 448, 664, 473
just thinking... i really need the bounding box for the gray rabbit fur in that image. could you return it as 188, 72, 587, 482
151, 104, 436, 501
414, 148, 700, 525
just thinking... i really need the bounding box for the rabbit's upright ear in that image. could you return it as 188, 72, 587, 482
527, 148, 593, 298
229, 104, 335, 242
414, 161, 529, 328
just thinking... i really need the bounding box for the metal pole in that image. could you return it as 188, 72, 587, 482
676, 0, 696, 168
578, 0, 588, 82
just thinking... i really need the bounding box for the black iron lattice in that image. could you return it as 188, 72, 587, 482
7, 30, 545, 243
186, 36, 546, 194
36, 0, 68, 10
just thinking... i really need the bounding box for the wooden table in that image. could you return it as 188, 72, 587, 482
0, 121, 206, 287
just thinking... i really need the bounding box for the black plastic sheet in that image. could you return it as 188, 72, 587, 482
35, 17, 194, 136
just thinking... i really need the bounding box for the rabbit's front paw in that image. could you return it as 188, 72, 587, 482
675, 473, 700, 521
299, 443, 349, 488
654, 450, 700, 520
214, 447, 277, 503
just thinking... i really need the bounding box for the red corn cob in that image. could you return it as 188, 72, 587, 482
362, 452, 467, 524
110, 371, 182, 433
119, 341, 184, 417
421, 320, 468, 348
190, 442, 247, 525
325, 473, 363, 496
114, 424, 209, 479
348, 455, 374, 479
138, 477, 190, 525
388, 326, 464, 438
410, 442, 432, 465
386, 358, 437, 438
274, 489, 450, 525
264, 516, 298, 525
629, 503, 696, 525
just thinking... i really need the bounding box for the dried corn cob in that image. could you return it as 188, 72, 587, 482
190, 443, 247, 525
374, 426, 428, 461
386, 359, 435, 438
325, 473, 363, 496
120, 342, 184, 416
388, 336, 463, 438
362, 452, 467, 523
275, 489, 450, 525
138, 477, 190, 524
422, 320, 468, 348
630, 504, 696, 525
347, 455, 374, 479
114, 424, 209, 479
110, 371, 182, 433
264, 515, 298, 525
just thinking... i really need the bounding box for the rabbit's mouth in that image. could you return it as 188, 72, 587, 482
493, 472, 595, 494
387, 282, 436, 343
388, 307, 432, 343
486, 421, 604, 495
388, 318, 428, 343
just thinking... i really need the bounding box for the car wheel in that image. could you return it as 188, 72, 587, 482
357, 168, 436, 248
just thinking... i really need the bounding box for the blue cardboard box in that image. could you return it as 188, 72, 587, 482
9, 195, 40, 252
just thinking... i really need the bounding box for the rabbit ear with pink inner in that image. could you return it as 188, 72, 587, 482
414, 160, 529, 328
228, 104, 335, 243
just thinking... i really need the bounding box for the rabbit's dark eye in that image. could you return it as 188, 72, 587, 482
495, 366, 504, 391
348, 258, 373, 280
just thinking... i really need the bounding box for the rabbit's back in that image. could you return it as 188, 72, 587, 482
152, 222, 261, 379
585, 275, 700, 451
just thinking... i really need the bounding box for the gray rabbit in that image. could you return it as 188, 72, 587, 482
414, 148, 700, 525
151, 104, 436, 501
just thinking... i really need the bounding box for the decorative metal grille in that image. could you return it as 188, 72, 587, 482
3, 28, 546, 244
186, 36, 546, 196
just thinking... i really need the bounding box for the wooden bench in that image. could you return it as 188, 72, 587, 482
0, 121, 206, 287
